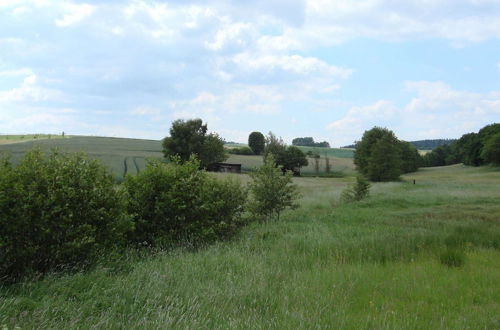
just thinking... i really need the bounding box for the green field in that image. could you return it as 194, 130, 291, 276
0, 136, 164, 180
0, 134, 67, 145
1, 164, 499, 328
0, 137, 355, 180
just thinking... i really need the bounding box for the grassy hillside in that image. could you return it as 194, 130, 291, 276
1, 165, 499, 328
0, 137, 355, 179
0, 136, 163, 180
0, 134, 66, 145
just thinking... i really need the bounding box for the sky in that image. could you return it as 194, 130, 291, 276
0, 0, 499, 146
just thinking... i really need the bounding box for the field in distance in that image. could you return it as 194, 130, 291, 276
0, 134, 66, 145
0, 136, 355, 180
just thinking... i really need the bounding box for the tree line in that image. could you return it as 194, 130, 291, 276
422, 123, 500, 167
292, 137, 330, 148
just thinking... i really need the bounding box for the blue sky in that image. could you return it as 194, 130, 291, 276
0, 0, 499, 146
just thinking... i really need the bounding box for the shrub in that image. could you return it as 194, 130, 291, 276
0, 149, 132, 282
227, 146, 254, 155
341, 175, 371, 202
248, 154, 300, 221
124, 156, 247, 246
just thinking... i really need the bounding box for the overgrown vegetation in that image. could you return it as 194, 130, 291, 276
1, 164, 499, 328
0, 150, 133, 282
248, 154, 300, 221
124, 157, 247, 247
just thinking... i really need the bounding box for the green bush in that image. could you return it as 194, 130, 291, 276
124, 156, 247, 246
0, 150, 133, 282
341, 175, 371, 202
248, 154, 300, 221
227, 146, 254, 155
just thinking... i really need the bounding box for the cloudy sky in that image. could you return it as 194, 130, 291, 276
1, 0, 499, 146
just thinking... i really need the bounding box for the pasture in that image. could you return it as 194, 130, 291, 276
0, 137, 356, 179
1, 164, 499, 328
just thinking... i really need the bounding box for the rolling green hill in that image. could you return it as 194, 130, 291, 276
0, 137, 355, 179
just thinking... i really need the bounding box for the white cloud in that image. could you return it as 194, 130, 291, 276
55, 3, 94, 27
326, 82, 500, 145
497, 62, 500, 71
130, 106, 161, 116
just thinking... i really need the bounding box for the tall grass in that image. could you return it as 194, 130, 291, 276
1, 165, 499, 328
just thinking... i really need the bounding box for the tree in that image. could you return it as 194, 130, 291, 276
481, 132, 500, 166
367, 134, 402, 181
264, 131, 286, 162
248, 154, 300, 221
341, 175, 371, 202
292, 137, 330, 148
281, 146, 308, 175
248, 131, 265, 155
399, 141, 422, 173
354, 127, 403, 181
162, 119, 227, 168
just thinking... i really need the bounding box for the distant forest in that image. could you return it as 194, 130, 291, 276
343, 139, 457, 150
292, 137, 330, 148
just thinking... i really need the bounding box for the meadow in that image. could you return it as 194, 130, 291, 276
0, 137, 356, 180
1, 163, 499, 328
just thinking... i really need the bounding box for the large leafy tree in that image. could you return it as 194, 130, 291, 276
162, 119, 227, 168
354, 127, 404, 181
481, 132, 500, 166
248, 131, 265, 155
281, 146, 308, 174
263, 132, 308, 175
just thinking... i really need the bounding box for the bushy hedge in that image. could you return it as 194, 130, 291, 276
0, 150, 133, 282
227, 146, 254, 155
124, 157, 247, 246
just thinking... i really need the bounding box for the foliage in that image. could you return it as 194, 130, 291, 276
422, 123, 500, 167
399, 141, 423, 173
227, 146, 254, 155
162, 119, 227, 168
124, 157, 247, 246
341, 175, 371, 202
280, 146, 308, 174
292, 137, 330, 148
263, 132, 287, 162
0, 149, 132, 282
248, 131, 265, 155
481, 132, 500, 166
409, 139, 457, 150
355, 127, 402, 181
263, 133, 308, 175
248, 154, 300, 221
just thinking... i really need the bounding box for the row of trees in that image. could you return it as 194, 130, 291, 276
354, 127, 422, 181
423, 123, 500, 167
292, 137, 330, 148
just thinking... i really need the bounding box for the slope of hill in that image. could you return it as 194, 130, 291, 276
0, 137, 355, 179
